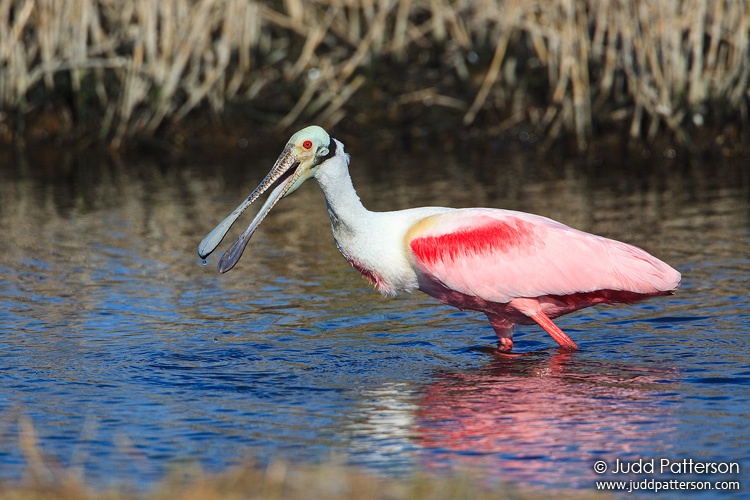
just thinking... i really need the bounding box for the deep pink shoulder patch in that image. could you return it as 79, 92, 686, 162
410, 218, 537, 266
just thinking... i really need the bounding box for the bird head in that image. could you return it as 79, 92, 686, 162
198, 126, 336, 273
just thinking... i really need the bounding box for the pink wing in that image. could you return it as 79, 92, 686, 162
407, 208, 680, 305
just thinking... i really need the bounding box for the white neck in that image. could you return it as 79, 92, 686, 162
313, 140, 370, 232
311, 138, 443, 297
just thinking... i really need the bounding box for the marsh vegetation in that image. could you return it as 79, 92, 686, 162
1, 0, 748, 152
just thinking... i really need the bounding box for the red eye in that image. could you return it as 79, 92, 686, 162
302, 140, 313, 149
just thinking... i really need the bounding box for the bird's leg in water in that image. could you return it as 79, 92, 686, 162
486, 313, 515, 352
509, 297, 579, 351
531, 311, 579, 351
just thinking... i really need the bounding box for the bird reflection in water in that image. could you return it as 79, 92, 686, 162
413, 351, 678, 488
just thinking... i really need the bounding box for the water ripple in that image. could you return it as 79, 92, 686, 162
0, 153, 748, 494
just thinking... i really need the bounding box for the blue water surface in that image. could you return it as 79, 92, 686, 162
0, 146, 747, 497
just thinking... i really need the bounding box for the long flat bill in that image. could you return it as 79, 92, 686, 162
216, 179, 290, 273
198, 146, 299, 260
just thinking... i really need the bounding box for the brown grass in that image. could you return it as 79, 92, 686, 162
0, 463, 555, 500
0, 0, 748, 150
0, 417, 604, 500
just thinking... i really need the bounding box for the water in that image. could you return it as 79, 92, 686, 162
0, 142, 747, 496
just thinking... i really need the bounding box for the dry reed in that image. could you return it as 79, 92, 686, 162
0, 417, 603, 500
0, 0, 747, 150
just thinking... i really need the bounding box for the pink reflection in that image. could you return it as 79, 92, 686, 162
415, 352, 677, 488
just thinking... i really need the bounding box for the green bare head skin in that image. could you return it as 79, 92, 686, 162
281, 126, 333, 195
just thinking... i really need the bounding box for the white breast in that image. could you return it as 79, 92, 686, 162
330, 207, 451, 296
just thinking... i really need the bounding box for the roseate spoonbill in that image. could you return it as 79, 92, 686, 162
198, 126, 681, 352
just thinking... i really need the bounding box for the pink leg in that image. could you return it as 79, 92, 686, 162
508, 298, 579, 351
486, 313, 515, 352
529, 310, 579, 351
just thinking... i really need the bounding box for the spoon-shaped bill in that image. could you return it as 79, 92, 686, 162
197, 146, 298, 260
198, 201, 251, 259
217, 179, 289, 273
